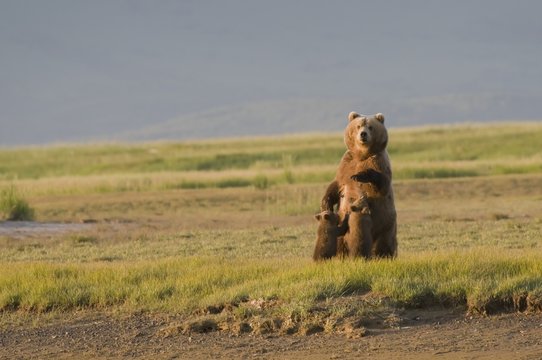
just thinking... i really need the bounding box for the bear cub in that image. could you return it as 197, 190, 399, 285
313, 210, 348, 261
344, 195, 373, 259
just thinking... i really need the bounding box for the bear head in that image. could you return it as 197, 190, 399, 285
314, 210, 340, 226
344, 112, 388, 157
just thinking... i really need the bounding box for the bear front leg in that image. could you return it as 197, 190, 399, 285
321, 180, 340, 212
350, 169, 390, 193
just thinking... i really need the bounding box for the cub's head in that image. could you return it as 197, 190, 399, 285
350, 195, 371, 214
314, 210, 340, 226
344, 112, 388, 155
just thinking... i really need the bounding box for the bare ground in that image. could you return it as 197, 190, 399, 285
2, 309, 542, 359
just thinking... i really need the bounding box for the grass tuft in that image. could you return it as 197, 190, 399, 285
0, 185, 35, 221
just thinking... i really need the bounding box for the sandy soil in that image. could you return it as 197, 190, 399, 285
2, 310, 542, 359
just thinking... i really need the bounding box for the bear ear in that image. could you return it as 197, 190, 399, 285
323, 212, 331, 220
375, 113, 385, 123
314, 213, 322, 221
348, 112, 361, 122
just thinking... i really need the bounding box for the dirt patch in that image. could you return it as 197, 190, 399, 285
2, 294, 541, 360
0, 221, 93, 239
2, 310, 542, 359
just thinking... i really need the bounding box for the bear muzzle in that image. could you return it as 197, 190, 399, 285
359, 131, 369, 144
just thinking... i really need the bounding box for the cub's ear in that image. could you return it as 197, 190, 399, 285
314, 213, 322, 221
348, 112, 361, 122
323, 212, 331, 220
375, 113, 385, 123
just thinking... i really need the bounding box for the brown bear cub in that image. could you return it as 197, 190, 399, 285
313, 210, 349, 261
344, 195, 373, 259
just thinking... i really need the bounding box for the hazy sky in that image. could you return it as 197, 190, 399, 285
1, 1, 541, 145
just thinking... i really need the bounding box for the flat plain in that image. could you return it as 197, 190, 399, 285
1, 123, 542, 359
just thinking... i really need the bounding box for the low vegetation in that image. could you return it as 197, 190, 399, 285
1, 252, 542, 315
1, 122, 541, 186
0, 185, 34, 221
0, 122, 541, 332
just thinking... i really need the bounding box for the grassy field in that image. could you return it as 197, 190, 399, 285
1, 122, 542, 330
1, 122, 541, 196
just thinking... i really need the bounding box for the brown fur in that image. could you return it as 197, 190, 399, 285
344, 195, 373, 258
321, 112, 397, 258
313, 210, 348, 261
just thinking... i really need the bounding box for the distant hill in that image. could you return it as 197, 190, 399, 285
115, 95, 540, 142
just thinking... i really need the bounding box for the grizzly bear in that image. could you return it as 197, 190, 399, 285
313, 210, 349, 261
321, 112, 397, 258
344, 194, 373, 258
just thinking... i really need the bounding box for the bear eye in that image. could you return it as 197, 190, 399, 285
368, 126, 373, 131
356, 125, 361, 130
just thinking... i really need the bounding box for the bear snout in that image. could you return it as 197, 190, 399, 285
359, 131, 369, 143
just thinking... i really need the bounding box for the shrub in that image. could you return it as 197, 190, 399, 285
0, 185, 35, 221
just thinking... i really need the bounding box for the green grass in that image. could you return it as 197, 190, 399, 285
0, 135, 344, 180
1, 122, 541, 182
1, 252, 541, 314
0, 123, 542, 323
0, 185, 35, 221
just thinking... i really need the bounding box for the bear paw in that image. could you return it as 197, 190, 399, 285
351, 169, 380, 183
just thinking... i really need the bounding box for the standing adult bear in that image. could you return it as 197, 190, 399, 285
319, 112, 397, 258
